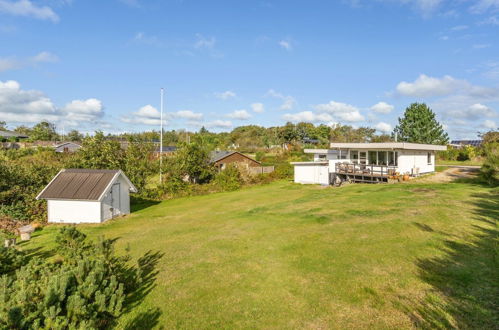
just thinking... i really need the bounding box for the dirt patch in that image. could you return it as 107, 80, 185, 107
414, 167, 479, 183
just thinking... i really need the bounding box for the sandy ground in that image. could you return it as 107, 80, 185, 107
415, 166, 480, 183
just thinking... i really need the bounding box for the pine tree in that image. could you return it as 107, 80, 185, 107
393, 103, 449, 144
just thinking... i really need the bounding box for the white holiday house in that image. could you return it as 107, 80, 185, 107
37, 169, 137, 224
291, 142, 447, 185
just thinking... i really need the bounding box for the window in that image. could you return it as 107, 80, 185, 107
318, 154, 327, 160
378, 151, 388, 165
359, 151, 367, 165
427, 152, 432, 165
339, 150, 348, 159
368, 151, 377, 165
351, 150, 359, 164
388, 151, 398, 166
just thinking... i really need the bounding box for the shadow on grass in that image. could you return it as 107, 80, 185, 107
123, 307, 163, 330
131, 196, 161, 213
126, 250, 164, 310
119, 250, 164, 329
405, 190, 499, 328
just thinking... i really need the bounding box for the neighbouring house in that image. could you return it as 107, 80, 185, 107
210, 150, 275, 175
291, 142, 447, 185
36, 169, 137, 224
210, 151, 261, 170
54, 142, 82, 153
155, 145, 177, 155
0, 130, 29, 141
450, 140, 483, 148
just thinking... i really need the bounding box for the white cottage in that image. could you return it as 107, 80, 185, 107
291, 142, 446, 185
37, 169, 137, 224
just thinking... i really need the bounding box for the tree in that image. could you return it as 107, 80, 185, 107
166, 142, 213, 183
67, 129, 84, 141
393, 103, 448, 144
30, 121, 58, 141
71, 131, 123, 169
0, 121, 7, 131
480, 130, 499, 145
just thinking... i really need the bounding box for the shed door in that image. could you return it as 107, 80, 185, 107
111, 183, 121, 217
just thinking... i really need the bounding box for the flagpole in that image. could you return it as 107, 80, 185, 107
159, 88, 164, 184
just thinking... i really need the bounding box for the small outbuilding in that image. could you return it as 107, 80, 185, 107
210, 150, 261, 170
36, 169, 137, 224
54, 142, 82, 153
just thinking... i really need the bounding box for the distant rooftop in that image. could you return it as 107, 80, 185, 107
450, 140, 482, 147
0, 130, 29, 139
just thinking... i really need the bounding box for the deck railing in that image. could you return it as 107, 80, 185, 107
334, 162, 398, 178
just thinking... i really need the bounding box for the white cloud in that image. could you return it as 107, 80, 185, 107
194, 33, 216, 49
370, 101, 394, 114
483, 119, 497, 129
315, 101, 365, 122
121, 105, 165, 126
446, 103, 496, 119
278, 39, 292, 51
171, 110, 203, 120
470, 0, 499, 13
132, 32, 161, 47
266, 89, 296, 110
0, 80, 58, 122
283, 111, 333, 123
251, 102, 264, 113
206, 120, 232, 129
119, 0, 140, 7
0, 0, 59, 22
0, 80, 104, 125
451, 25, 469, 31
375, 122, 392, 133
0, 51, 59, 72
214, 90, 236, 100
62, 98, 103, 123
473, 43, 491, 49
480, 15, 499, 25
227, 109, 252, 120
31, 51, 58, 63
396, 74, 467, 97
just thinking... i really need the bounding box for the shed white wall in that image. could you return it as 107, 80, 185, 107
294, 164, 329, 185
101, 175, 131, 221
48, 200, 102, 224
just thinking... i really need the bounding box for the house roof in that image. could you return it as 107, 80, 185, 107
210, 150, 234, 163
450, 140, 482, 147
36, 168, 137, 201
156, 146, 177, 152
0, 130, 29, 139
329, 142, 447, 151
209, 150, 260, 164
54, 142, 81, 148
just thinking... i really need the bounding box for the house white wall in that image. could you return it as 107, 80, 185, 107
294, 164, 329, 185
398, 150, 435, 174
48, 200, 102, 223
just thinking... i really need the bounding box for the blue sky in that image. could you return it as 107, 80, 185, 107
0, 0, 498, 138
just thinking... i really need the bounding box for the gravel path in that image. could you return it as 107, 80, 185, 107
415, 166, 479, 183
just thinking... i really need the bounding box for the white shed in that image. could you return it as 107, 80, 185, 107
36, 169, 138, 224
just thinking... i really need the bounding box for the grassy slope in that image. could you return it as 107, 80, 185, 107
22, 180, 498, 329
436, 159, 483, 166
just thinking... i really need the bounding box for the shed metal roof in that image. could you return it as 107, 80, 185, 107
37, 169, 136, 201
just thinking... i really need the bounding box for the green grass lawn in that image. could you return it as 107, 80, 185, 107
436, 159, 484, 166
21, 180, 498, 329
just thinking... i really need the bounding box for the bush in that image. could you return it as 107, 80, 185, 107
213, 165, 243, 191
0, 226, 142, 329
480, 143, 499, 186
255, 151, 265, 161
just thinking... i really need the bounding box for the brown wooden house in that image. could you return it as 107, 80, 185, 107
210, 151, 260, 170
